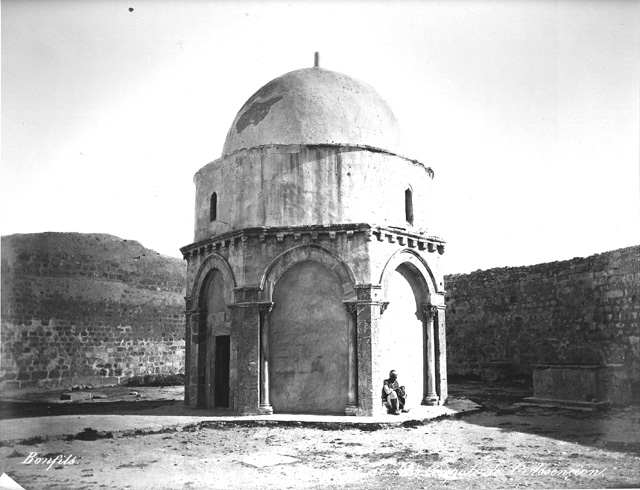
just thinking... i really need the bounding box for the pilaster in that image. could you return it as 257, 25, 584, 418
228, 301, 271, 415
348, 284, 389, 416
184, 307, 205, 408
258, 302, 274, 415
344, 303, 358, 416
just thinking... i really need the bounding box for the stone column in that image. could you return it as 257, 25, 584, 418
228, 301, 271, 415
352, 284, 389, 417
435, 304, 448, 405
421, 304, 439, 406
343, 303, 359, 416
258, 302, 274, 414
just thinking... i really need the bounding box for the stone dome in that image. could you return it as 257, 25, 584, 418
222, 67, 403, 156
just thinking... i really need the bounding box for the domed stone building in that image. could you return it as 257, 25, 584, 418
181, 57, 447, 416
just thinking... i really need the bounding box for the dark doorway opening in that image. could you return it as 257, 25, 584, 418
214, 335, 230, 408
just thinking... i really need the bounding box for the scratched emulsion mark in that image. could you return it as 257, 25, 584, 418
235, 96, 283, 133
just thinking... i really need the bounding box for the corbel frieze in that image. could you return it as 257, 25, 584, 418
180, 225, 372, 259
180, 225, 446, 260
367, 228, 445, 254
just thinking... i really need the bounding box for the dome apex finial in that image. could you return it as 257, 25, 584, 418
314, 52, 320, 67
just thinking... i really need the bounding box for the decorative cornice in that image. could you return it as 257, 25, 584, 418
180, 224, 446, 259
181, 224, 369, 259
368, 227, 445, 254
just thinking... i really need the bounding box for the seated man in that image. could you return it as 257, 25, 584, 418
382, 370, 409, 415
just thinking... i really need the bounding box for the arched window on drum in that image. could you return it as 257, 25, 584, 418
210, 192, 218, 222
405, 187, 414, 225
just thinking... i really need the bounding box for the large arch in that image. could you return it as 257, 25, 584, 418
259, 245, 356, 414
268, 259, 351, 414
378, 248, 443, 406
191, 254, 236, 409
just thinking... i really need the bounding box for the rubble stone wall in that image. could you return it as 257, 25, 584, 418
1, 233, 187, 389
444, 246, 639, 396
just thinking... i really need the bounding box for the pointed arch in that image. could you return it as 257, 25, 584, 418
379, 248, 442, 301
260, 244, 356, 302
192, 253, 236, 307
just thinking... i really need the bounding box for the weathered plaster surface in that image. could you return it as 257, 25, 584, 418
269, 260, 350, 414
193, 145, 434, 243
223, 67, 402, 156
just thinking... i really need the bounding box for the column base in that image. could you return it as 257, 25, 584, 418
422, 395, 439, 406
345, 404, 358, 416
258, 404, 273, 415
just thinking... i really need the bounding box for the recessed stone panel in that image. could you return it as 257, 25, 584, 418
269, 260, 349, 414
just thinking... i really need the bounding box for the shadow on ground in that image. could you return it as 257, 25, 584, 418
0, 385, 221, 419
450, 377, 640, 457
0, 399, 193, 419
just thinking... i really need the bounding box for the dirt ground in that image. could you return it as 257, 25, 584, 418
1, 380, 638, 490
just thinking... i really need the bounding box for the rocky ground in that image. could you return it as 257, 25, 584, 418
1, 380, 638, 490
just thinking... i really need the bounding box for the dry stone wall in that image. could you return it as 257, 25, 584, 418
1, 233, 187, 389
444, 246, 639, 397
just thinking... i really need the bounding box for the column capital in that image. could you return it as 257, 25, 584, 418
421, 303, 439, 319
259, 302, 274, 315
380, 302, 389, 315
185, 295, 195, 311
344, 300, 389, 318
344, 301, 359, 320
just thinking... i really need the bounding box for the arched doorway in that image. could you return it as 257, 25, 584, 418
268, 260, 350, 414
198, 269, 231, 408
379, 263, 430, 408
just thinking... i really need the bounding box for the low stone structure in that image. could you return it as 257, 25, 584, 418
0, 232, 187, 389
445, 246, 639, 401
526, 363, 629, 407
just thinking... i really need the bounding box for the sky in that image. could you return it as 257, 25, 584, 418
2, 0, 639, 274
